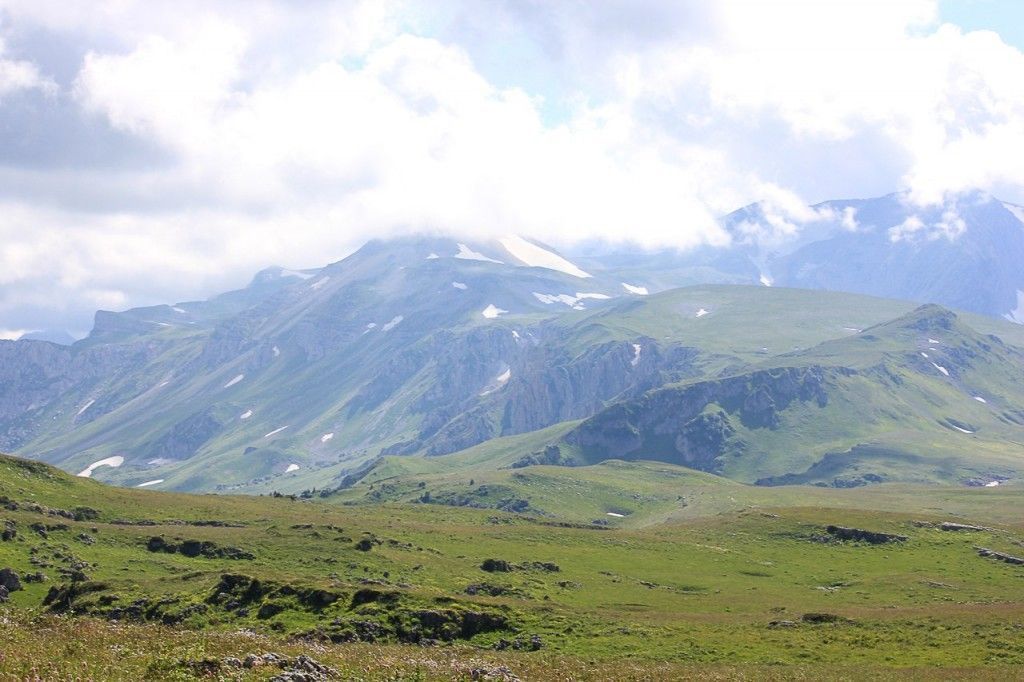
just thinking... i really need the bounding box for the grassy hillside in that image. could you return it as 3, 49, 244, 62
9, 279, 1024, 496
526, 304, 1024, 487
2, 453, 1023, 679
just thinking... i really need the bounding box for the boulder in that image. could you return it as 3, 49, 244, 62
940, 522, 988, 532
480, 559, 512, 573
0, 568, 21, 592
825, 525, 907, 544
976, 547, 1024, 565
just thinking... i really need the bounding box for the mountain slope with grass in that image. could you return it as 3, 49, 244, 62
527, 304, 1024, 487
2, 232, 1024, 494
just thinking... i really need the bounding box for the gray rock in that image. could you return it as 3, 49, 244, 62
0, 568, 21, 592
940, 522, 989, 532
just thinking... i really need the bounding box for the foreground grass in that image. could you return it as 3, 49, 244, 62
1, 611, 1020, 681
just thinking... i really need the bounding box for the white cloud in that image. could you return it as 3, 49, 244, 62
840, 207, 858, 231
888, 208, 966, 242
0, 38, 55, 99
1, 0, 1024, 332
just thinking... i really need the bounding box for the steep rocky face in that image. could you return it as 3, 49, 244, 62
143, 407, 227, 462
0, 338, 174, 451
386, 331, 700, 457
563, 365, 841, 472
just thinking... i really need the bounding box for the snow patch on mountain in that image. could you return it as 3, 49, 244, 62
949, 424, 973, 434
1003, 202, 1024, 225
534, 292, 578, 306
321, 432, 334, 443
498, 235, 591, 278
280, 269, 314, 280
285, 464, 300, 473
77, 455, 124, 478
224, 374, 245, 388
137, 479, 164, 488
382, 315, 404, 332
631, 343, 642, 367
172, 307, 186, 314
974, 396, 987, 403
482, 304, 508, 319
452, 281, 467, 290
76, 399, 95, 417
310, 276, 330, 291
240, 410, 253, 420
1005, 291, 1024, 324
931, 362, 950, 377
272, 345, 280, 357
534, 292, 610, 309
759, 274, 773, 287
426, 252, 439, 259
621, 283, 648, 295
695, 308, 709, 318
264, 426, 289, 438
480, 367, 512, 396
455, 243, 503, 263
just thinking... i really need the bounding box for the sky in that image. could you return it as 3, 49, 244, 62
1, 0, 1023, 337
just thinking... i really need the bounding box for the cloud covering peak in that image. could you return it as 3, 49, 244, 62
0, 0, 1023, 334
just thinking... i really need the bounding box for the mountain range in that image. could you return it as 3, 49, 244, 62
2, 190, 1024, 494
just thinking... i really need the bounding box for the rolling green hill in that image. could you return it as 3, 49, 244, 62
1, 452, 1023, 679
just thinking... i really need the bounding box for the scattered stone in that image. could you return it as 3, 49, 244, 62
940, 522, 989, 532
801, 612, 848, 624
145, 536, 254, 560
480, 559, 512, 573
0, 568, 22, 592
0, 585, 7, 602
976, 547, 1024, 565
77, 533, 95, 545
1, 520, 15, 541
768, 620, 797, 627
470, 665, 520, 681
825, 526, 907, 544
233, 652, 337, 681
182, 658, 221, 676
494, 636, 542, 651
270, 654, 339, 681
72, 507, 100, 522
22, 572, 47, 583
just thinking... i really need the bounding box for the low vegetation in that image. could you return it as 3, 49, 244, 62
1, 453, 1023, 679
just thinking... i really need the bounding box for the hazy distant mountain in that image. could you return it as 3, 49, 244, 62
570, 191, 1024, 323
18, 329, 76, 345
